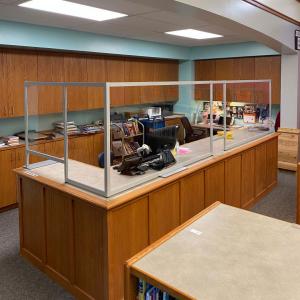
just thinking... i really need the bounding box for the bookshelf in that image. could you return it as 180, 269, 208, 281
111, 120, 144, 162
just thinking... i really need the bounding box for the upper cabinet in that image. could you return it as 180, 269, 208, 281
64, 53, 88, 111
37, 52, 64, 115
255, 56, 281, 104
86, 54, 106, 109
0, 48, 179, 119
106, 57, 125, 107
1, 49, 38, 118
195, 55, 280, 104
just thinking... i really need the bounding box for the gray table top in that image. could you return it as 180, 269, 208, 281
133, 204, 300, 300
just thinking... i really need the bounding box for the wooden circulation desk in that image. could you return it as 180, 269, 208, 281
15, 132, 278, 300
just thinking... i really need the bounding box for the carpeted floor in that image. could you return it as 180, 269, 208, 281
0, 170, 296, 299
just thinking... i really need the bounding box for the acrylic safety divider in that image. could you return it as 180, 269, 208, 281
216, 79, 273, 152
24, 80, 273, 198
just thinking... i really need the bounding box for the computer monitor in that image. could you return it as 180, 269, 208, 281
146, 125, 178, 154
218, 116, 232, 126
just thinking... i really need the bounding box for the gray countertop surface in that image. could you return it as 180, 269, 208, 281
133, 204, 300, 300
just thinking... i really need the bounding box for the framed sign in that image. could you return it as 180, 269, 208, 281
296, 30, 300, 50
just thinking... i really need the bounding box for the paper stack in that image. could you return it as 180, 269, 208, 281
54, 121, 80, 135
3, 136, 20, 146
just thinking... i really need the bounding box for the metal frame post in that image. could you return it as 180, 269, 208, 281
210, 83, 214, 155
63, 86, 69, 181
223, 82, 227, 151
24, 84, 30, 168
268, 80, 272, 129
104, 83, 111, 197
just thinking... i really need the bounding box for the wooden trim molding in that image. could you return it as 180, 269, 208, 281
242, 0, 300, 26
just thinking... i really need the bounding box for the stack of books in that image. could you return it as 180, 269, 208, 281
122, 121, 140, 137
54, 121, 80, 135
78, 124, 103, 134
3, 136, 20, 146
137, 279, 176, 300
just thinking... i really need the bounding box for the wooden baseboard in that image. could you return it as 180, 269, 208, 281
0, 203, 18, 213
278, 162, 297, 171
244, 181, 277, 210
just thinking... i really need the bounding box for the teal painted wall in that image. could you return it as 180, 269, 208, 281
190, 42, 279, 60
0, 21, 280, 137
0, 20, 190, 60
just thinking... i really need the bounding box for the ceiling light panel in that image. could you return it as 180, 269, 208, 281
165, 29, 223, 39
19, 0, 127, 22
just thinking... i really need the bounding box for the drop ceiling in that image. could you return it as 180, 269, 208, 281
0, 0, 250, 47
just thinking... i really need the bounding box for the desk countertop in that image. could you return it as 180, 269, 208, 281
23, 128, 271, 199
133, 204, 300, 300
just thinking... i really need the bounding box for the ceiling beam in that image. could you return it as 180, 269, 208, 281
242, 0, 300, 26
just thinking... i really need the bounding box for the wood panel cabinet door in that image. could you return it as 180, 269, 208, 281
195, 60, 216, 100
37, 52, 64, 114
225, 155, 241, 208
235, 57, 255, 102
255, 56, 281, 104
2, 49, 38, 117
44, 140, 64, 158
205, 162, 225, 207
266, 138, 278, 188
87, 55, 106, 109
124, 58, 141, 105
241, 149, 255, 208
64, 53, 88, 111
215, 59, 235, 101
0, 149, 17, 208
180, 171, 205, 223
255, 143, 267, 198
108, 197, 149, 300
106, 57, 125, 106
92, 133, 104, 166
68, 135, 94, 165
140, 59, 156, 104
149, 182, 180, 243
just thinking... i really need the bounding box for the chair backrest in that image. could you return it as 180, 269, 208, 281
181, 116, 193, 136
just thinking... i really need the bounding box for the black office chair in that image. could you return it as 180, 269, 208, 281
180, 116, 202, 143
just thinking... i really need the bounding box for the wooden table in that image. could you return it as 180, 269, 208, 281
15, 132, 278, 300
126, 202, 300, 300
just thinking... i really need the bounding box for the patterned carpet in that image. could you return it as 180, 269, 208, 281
0, 170, 296, 299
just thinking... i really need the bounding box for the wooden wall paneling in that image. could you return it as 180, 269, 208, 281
37, 52, 64, 114
225, 155, 242, 208
241, 149, 255, 208
45, 187, 73, 280
180, 171, 205, 223
124, 58, 142, 105
73, 199, 107, 300
106, 57, 125, 106
64, 53, 88, 111
2, 49, 38, 117
254, 56, 281, 104
149, 182, 180, 243
107, 196, 149, 300
266, 138, 278, 188
0, 50, 8, 118
154, 61, 167, 102
92, 133, 104, 166
195, 60, 216, 100
21, 177, 45, 261
255, 143, 267, 197
87, 54, 106, 109
205, 162, 225, 207
0, 149, 17, 208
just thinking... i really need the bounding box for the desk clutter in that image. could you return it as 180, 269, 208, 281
0, 135, 20, 147
137, 279, 177, 300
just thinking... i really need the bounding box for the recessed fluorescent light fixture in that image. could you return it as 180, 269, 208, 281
19, 0, 127, 22
165, 29, 222, 40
